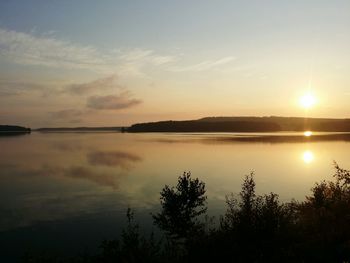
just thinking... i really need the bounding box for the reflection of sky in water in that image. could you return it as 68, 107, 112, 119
0, 132, 350, 260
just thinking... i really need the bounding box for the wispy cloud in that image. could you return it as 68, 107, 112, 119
0, 27, 237, 77
87, 91, 142, 110
116, 48, 177, 77
65, 74, 142, 110
170, 56, 236, 72
0, 28, 112, 72
66, 74, 120, 95
42, 75, 142, 125
118, 48, 176, 65
0, 28, 178, 76
0, 79, 46, 96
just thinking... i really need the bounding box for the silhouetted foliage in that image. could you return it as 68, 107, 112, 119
152, 172, 207, 243
96, 208, 161, 263
216, 173, 298, 261
296, 162, 350, 261
22, 164, 350, 263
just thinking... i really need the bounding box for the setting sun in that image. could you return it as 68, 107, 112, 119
302, 150, 314, 164
299, 92, 316, 109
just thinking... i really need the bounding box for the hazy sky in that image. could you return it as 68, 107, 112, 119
1, 0, 350, 127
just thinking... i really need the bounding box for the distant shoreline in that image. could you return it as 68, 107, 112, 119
127, 116, 350, 133
0, 125, 31, 135
36, 127, 124, 132
4, 116, 350, 134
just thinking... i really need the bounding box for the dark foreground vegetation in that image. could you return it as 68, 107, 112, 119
128, 116, 350, 132
24, 163, 350, 262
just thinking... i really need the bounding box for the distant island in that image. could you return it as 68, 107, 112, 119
0, 125, 31, 135
128, 116, 350, 132
36, 127, 124, 132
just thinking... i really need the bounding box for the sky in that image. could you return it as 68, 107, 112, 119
0, 0, 350, 127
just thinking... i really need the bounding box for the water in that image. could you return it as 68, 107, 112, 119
0, 132, 349, 260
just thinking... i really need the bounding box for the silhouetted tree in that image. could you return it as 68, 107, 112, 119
297, 163, 350, 261
153, 172, 207, 243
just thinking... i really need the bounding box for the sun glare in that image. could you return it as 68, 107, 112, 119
302, 150, 314, 164
299, 93, 316, 109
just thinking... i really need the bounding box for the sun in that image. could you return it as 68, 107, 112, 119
302, 150, 314, 164
299, 92, 316, 109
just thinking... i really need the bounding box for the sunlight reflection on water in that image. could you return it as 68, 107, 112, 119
304, 131, 313, 137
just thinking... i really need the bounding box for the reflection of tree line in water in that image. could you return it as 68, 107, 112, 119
24, 163, 350, 262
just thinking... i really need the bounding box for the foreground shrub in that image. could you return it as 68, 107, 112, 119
296, 162, 350, 261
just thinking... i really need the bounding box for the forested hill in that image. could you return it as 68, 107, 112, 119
0, 125, 31, 133
128, 120, 281, 132
128, 117, 350, 132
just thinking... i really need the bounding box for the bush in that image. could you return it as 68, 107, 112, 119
97, 208, 161, 263
220, 172, 298, 261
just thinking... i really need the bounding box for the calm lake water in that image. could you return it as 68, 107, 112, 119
1, 132, 350, 261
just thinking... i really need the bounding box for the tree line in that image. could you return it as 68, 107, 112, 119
24, 163, 350, 262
